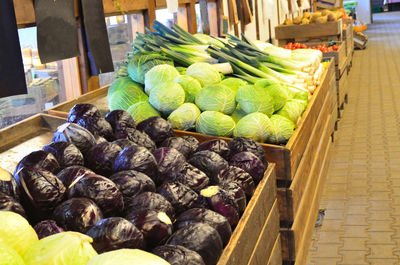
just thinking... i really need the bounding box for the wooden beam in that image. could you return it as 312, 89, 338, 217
144, 0, 157, 29
208, 1, 219, 36
174, 5, 189, 31
199, 0, 210, 34
187, 0, 198, 33
59, 58, 82, 100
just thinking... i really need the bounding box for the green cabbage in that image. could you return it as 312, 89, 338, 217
173, 75, 202, 103
234, 112, 272, 142
86, 249, 169, 265
168, 103, 201, 130
277, 99, 307, 125
24, 232, 97, 265
108, 86, 149, 111
144, 64, 180, 95
186, 62, 221, 86
128, 52, 173, 84
127, 101, 160, 124
107, 76, 143, 98
235, 85, 274, 116
0, 211, 38, 257
255, 79, 289, 111
0, 243, 25, 265
266, 115, 295, 144
176, 66, 187, 75
293, 91, 309, 103
196, 111, 236, 137
220, 77, 248, 92
149, 81, 185, 114
231, 105, 247, 123
195, 84, 236, 115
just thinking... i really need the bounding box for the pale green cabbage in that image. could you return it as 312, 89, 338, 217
173, 75, 202, 103
255, 79, 289, 111
108, 86, 149, 111
186, 62, 221, 86
168, 103, 201, 130
220, 77, 248, 92
230, 105, 247, 123
0, 211, 38, 257
276, 99, 307, 125
107, 76, 143, 97
0, 242, 25, 265
195, 84, 236, 115
128, 52, 173, 84
266, 115, 295, 144
149, 81, 185, 114
127, 101, 160, 124
86, 249, 169, 265
24, 232, 97, 265
235, 85, 274, 116
144, 64, 180, 95
234, 112, 272, 142
196, 111, 236, 137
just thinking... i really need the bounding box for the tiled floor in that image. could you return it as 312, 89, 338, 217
306, 12, 400, 265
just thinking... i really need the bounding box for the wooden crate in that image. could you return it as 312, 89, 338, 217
218, 164, 280, 265
275, 20, 342, 43
46, 59, 336, 184
47, 85, 110, 118
280, 108, 334, 263
0, 114, 65, 172
337, 67, 349, 109
276, 71, 336, 225
343, 20, 354, 56
267, 235, 283, 265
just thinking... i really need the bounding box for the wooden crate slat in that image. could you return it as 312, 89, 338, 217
337, 67, 348, 107
247, 201, 280, 265
293, 134, 332, 265
275, 20, 342, 40
287, 76, 335, 223
218, 164, 277, 265
267, 235, 283, 265
291, 116, 333, 262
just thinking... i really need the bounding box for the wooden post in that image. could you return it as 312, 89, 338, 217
187, 0, 197, 33
174, 5, 189, 31
144, 0, 157, 29
199, 0, 210, 34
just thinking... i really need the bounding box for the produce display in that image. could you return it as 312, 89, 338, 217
0, 103, 271, 265
283, 42, 341, 53
282, 9, 346, 25
106, 21, 328, 145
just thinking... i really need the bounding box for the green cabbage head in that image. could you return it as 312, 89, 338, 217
234, 112, 272, 142
230, 105, 247, 123
24, 232, 97, 265
86, 249, 169, 265
0, 211, 38, 257
144, 64, 180, 94
108, 86, 148, 111
276, 99, 307, 125
186, 62, 221, 86
128, 52, 173, 84
196, 111, 236, 137
0, 242, 25, 265
168, 103, 201, 130
149, 81, 185, 115
266, 115, 295, 144
255, 79, 289, 111
173, 75, 202, 103
220, 77, 248, 92
235, 85, 274, 116
195, 84, 236, 115
107, 76, 143, 97
127, 101, 160, 124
